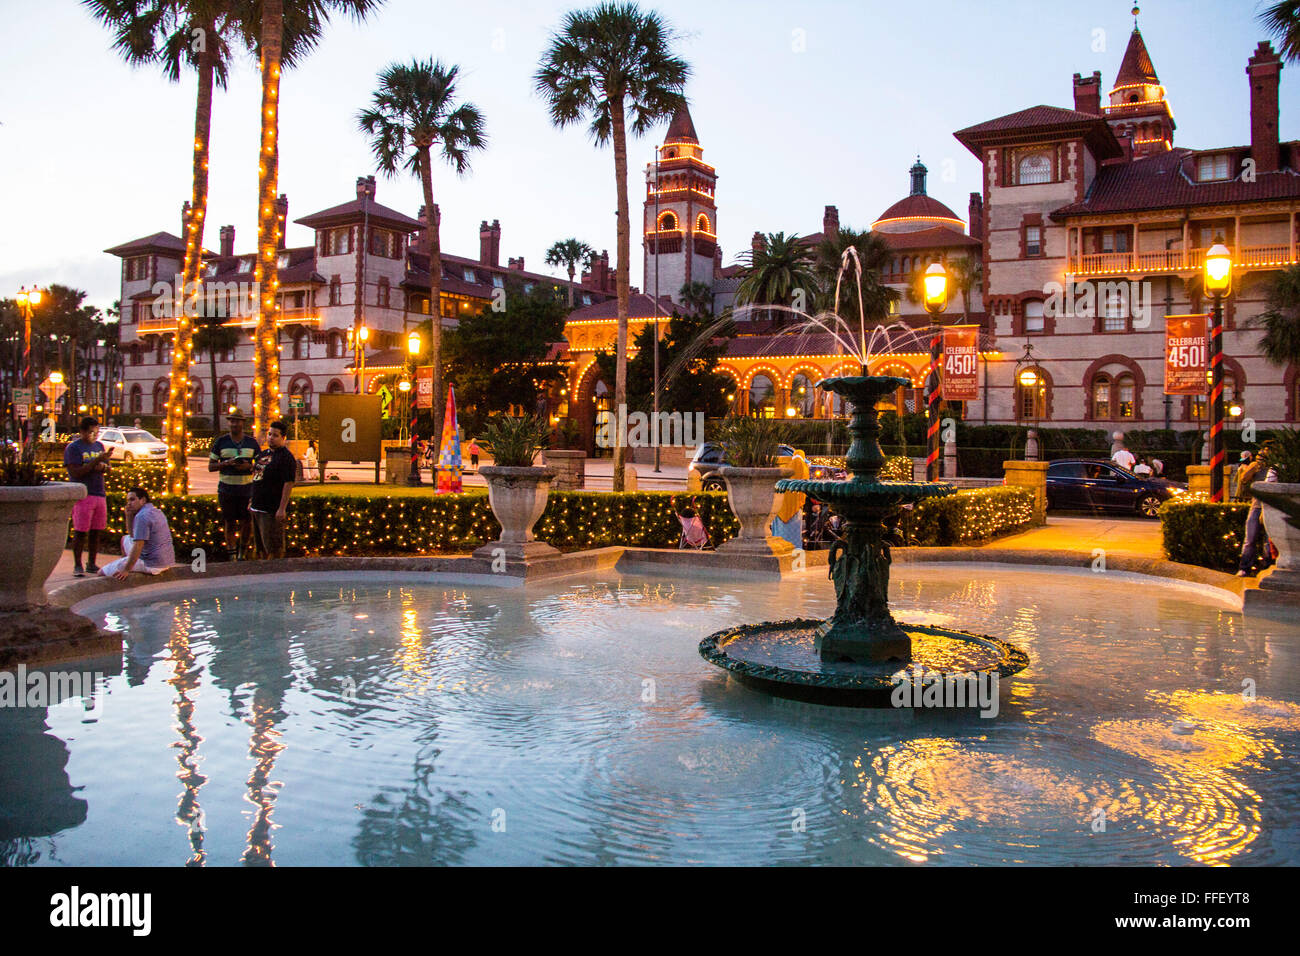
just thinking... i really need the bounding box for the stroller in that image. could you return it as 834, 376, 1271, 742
674, 496, 713, 550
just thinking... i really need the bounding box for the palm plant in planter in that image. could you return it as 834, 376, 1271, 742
1, 437, 93, 611
712, 415, 794, 554
475, 415, 560, 563
541, 417, 587, 491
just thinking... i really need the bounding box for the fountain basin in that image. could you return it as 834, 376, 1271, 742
699, 618, 1029, 707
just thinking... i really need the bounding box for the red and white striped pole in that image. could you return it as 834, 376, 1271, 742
921, 263, 949, 482
1202, 241, 1232, 503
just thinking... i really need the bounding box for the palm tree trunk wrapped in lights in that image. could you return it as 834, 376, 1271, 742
252, 0, 284, 438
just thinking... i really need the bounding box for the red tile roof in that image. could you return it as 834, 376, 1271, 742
874, 194, 962, 225
879, 226, 980, 250
104, 232, 188, 257
954, 106, 1123, 160
295, 197, 424, 231
565, 293, 674, 321
1051, 145, 1300, 218
664, 104, 698, 144
1114, 28, 1159, 88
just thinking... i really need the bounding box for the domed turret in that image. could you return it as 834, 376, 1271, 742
871, 159, 966, 234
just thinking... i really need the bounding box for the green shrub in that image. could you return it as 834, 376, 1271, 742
713, 415, 788, 467
482, 415, 551, 467
41, 461, 169, 497
1159, 500, 1248, 572
93, 490, 741, 556
879, 455, 914, 481
901, 486, 1035, 546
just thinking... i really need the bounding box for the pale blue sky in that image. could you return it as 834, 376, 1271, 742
0, 0, 1291, 311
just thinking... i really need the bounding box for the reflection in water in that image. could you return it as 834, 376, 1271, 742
6, 569, 1300, 865
166, 603, 208, 866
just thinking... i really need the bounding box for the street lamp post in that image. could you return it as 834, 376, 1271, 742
407, 329, 421, 436
15, 287, 42, 391
1013, 342, 1042, 460
1203, 240, 1233, 502
922, 262, 949, 481
351, 324, 369, 394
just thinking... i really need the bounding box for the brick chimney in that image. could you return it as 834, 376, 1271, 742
751, 230, 765, 254
274, 194, 288, 249
1248, 41, 1283, 173
1072, 70, 1102, 116
181, 201, 191, 242
219, 225, 235, 257
507, 255, 525, 271
479, 219, 501, 265
968, 193, 984, 241
355, 176, 376, 200
823, 205, 840, 238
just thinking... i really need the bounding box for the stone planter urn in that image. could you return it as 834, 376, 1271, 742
0, 482, 87, 610
717, 465, 794, 556
473, 466, 561, 563
0, 482, 118, 668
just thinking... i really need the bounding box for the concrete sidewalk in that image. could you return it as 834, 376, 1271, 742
983, 514, 1165, 559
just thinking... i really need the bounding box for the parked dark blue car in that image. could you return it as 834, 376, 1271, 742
1045, 458, 1186, 518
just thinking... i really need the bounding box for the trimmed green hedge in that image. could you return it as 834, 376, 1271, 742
1160, 500, 1248, 572
41, 461, 169, 498
95, 490, 741, 556
903, 486, 1036, 546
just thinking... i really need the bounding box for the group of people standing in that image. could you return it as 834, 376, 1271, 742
209, 411, 298, 560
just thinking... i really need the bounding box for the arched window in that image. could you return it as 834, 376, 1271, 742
1092, 375, 1111, 419
696, 213, 711, 233
219, 378, 238, 412
152, 380, 168, 414
329, 332, 344, 359
292, 330, 308, 360
289, 376, 313, 414
790, 374, 816, 417
129, 384, 143, 414
658, 211, 677, 231
188, 379, 203, 415
748, 374, 775, 418
1116, 374, 1135, 418
1017, 153, 1053, 185
326, 379, 345, 394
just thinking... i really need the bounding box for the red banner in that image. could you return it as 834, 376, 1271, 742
1164, 315, 1207, 395
415, 365, 434, 409
940, 326, 979, 401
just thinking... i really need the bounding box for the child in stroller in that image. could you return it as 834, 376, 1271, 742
673, 495, 712, 550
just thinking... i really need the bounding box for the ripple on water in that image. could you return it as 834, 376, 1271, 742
858, 733, 1264, 866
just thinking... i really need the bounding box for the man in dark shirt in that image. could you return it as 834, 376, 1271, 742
249, 420, 296, 560
64, 415, 114, 576
208, 410, 260, 559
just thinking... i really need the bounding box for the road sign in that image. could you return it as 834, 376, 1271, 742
14, 404, 29, 419
13, 388, 34, 406
289, 394, 305, 411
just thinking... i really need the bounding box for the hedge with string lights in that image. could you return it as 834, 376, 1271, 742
1159, 500, 1247, 573
900, 486, 1035, 546
82, 483, 1034, 556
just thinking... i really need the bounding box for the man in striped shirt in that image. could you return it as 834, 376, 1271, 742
209, 410, 260, 560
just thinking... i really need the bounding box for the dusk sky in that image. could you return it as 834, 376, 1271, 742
2, 0, 1292, 312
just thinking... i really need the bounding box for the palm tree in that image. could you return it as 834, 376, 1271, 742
814, 226, 896, 323
195, 315, 241, 432
545, 238, 595, 308
536, 2, 689, 491
1259, 2, 1300, 62
247, 0, 383, 438
735, 232, 819, 325
1253, 264, 1300, 369
358, 58, 486, 443
678, 280, 713, 318
85, 0, 247, 490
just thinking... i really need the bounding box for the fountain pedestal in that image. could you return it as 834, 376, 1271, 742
698, 373, 1030, 705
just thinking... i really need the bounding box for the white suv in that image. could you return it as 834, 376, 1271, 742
98, 427, 168, 461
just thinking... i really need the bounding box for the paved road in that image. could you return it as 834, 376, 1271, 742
184, 455, 691, 493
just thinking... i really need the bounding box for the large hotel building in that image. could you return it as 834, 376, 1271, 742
108, 21, 1300, 449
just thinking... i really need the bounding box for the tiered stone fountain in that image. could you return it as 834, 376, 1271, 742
698, 372, 1029, 706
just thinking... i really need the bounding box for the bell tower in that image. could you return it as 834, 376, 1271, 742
1105, 7, 1175, 158
644, 103, 717, 306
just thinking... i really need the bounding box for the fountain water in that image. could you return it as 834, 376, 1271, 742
698, 249, 1029, 705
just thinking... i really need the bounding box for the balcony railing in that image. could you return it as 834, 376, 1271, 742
1068, 244, 1298, 277
134, 307, 320, 335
